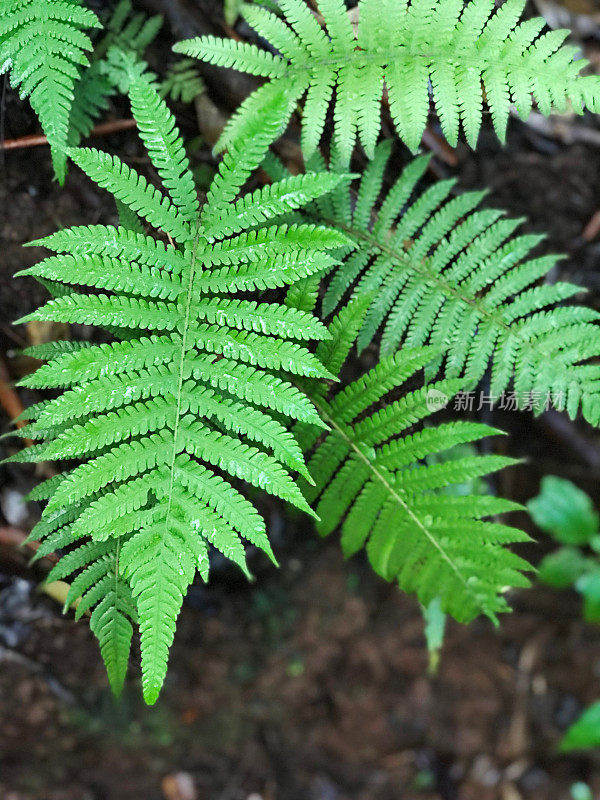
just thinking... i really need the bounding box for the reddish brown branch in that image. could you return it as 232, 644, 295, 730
421, 126, 459, 168
0, 357, 33, 446
1, 118, 137, 152
582, 209, 600, 242
0, 526, 58, 566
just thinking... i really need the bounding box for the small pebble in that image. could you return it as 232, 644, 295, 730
161, 771, 196, 800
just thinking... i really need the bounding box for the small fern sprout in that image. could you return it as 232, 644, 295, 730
160, 59, 205, 104
68, 0, 163, 148
292, 298, 531, 622
10, 71, 353, 703
175, 0, 600, 160
94, 0, 163, 61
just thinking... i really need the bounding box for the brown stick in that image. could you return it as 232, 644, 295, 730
0, 357, 33, 446
1, 118, 137, 152
582, 209, 600, 242
421, 126, 459, 168
0, 525, 58, 565
538, 409, 600, 470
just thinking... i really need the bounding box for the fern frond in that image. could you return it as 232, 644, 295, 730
176, 0, 600, 158
16, 78, 349, 704
296, 306, 530, 622
160, 58, 205, 104
95, 0, 162, 60
0, 0, 100, 181
318, 145, 600, 427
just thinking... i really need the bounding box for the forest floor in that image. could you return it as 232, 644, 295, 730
2, 2, 600, 799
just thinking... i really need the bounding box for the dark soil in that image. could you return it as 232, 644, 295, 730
2, 3, 600, 799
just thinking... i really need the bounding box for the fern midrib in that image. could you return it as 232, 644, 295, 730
263, 44, 579, 80
163, 224, 202, 534
114, 535, 122, 607
312, 396, 484, 610
137, 222, 200, 688
336, 219, 516, 329
329, 218, 587, 379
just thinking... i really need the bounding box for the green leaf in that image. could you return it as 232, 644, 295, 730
528, 477, 599, 545
313, 146, 600, 427
422, 597, 446, 675
178, 0, 600, 155
302, 338, 531, 623
538, 548, 593, 590
576, 570, 600, 623
16, 74, 338, 704
560, 702, 600, 752
0, 0, 100, 181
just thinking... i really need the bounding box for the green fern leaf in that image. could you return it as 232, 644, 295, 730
15, 77, 346, 704
176, 0, 600, 156
319, 145, 600, 427
44, 534, 136, 696
67, 147, 192, 243
296, 307, 530, 621
0, 0, 101, 181
160, 58, 205, 104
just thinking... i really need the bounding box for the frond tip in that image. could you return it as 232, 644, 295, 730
14, 76, 350, 704
176, 0, 600, 157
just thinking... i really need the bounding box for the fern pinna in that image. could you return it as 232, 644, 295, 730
0, 0, 101, 181
292, 298, 531, 622
10, 75, 350, 703
175, 0, 600, 159
301, 143, 600, 427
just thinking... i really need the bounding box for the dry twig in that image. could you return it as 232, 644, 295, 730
1, 118, 137, 152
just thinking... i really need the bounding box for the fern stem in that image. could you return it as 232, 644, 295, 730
114, 535, 122, 599
163, 223, 202, 536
